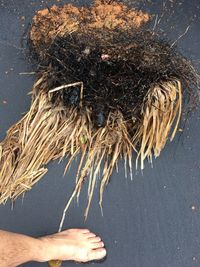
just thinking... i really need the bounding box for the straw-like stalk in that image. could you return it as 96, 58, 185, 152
58, 110, 136, 229
133, 79, 182, 169
0, 78, 182, 220
57, 79, 182, 231
0, 77, 86, 204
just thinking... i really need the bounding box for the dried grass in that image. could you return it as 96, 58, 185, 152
0, 78, 182, 223
134, 79, 182, 169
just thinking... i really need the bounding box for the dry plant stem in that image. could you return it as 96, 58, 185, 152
134, 79, 182, 170
58, 79, 182, 230
0, 88, 80, 204
0, 78, 182, 234
59, 112, 138, 229
48, 81, 84, 108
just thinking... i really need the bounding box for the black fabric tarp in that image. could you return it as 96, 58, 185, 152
0, 1, 200, 266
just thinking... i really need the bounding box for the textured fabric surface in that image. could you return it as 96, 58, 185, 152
0, 1, 200, 266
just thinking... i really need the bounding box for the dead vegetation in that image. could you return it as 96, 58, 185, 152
0, 1, 199, 230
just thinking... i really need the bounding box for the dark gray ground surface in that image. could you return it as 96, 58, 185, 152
0, 0, 200, 266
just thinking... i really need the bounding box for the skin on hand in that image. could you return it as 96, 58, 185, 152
40, 228, 106, 263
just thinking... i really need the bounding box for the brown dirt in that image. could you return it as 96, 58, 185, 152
30, 0, 150, 52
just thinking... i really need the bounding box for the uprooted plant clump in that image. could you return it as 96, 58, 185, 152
30, 29, 198, 128
0, 1, 199, 231
29, 1, 198, 128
